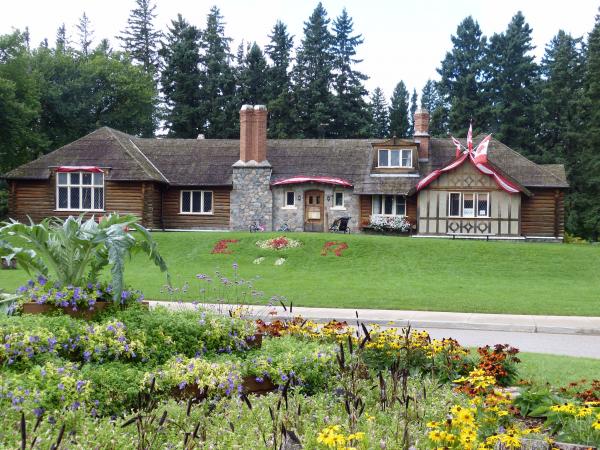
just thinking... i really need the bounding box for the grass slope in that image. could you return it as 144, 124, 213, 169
518, 353, 600, 385
1, 232, 599, 316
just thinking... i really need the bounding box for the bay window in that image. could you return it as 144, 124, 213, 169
56, 171, 104, 211
372, 195, 406, 216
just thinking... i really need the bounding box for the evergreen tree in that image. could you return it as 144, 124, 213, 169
76, 12, 94, 57
485, 12, 539, 157
420, 79, 448, 136
159, 14, 202, 138
292, 2, 335, 138
331, 8, 370, 137
198, 6, 237, 138
95, 38, 112, 56
570, 8, 600, 239
389, 81, 410, 137
265, 20, 296, 138
55, 24, 68, 52
238, 42, 268, 105
369, 87, 389, 138
118, 0, 162, 74
437, 16, 488, 135
409, 88, 418, 135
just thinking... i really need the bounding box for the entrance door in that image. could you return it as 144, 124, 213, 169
304, 190, 324, 232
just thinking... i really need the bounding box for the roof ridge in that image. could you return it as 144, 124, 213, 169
128, 138, 169, 183
106, 128, 164, 182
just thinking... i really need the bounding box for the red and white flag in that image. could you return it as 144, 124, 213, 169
472, 134, 492, 164
467, 123, 473, 153
451, 136, 462, 158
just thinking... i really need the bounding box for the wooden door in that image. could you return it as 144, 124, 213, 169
304, 190, 324, 232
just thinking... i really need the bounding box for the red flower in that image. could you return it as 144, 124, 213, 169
321, 241, 348, 256
211, 239, 239, 254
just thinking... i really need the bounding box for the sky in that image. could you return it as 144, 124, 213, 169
1, 0, 598, 99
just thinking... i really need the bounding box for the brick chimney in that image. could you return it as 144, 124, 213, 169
239, 104, 268, 163
413, 108, 430, 161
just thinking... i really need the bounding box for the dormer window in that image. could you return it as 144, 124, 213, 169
378, 149, 412, 168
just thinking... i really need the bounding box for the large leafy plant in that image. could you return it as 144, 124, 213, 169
0, 214, 168, 301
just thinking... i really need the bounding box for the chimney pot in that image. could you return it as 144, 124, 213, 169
239, 105, 268, 163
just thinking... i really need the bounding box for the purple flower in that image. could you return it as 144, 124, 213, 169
37, 275, 47, 286
255, 377, 264, 383
232, 262, 238, 270
106, 325, 116, 333
76, 380, 86, 392
178, 381, 187, 390
17, 286, 28, 294
83, 351, 91, 362
33, 407, 44, 417
57, 383, 64, 391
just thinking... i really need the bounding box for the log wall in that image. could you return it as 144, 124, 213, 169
521, 188, 565, 238
161, 187, 231, 230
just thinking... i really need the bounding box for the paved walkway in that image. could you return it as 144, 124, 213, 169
149, 302, 600, 358
150, 302, 600, 336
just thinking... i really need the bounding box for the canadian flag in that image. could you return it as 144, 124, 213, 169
451, 136, 463, 158
472, 134, 492, 164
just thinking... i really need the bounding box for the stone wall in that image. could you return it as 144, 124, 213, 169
231, 162, 273, 231
271, 184, 359, 232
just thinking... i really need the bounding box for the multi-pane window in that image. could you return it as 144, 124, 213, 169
372, 195, 406, 216
56, 171, 104, 211
378, 149, 412, 168
285, 191, 295, 207
448, 192, 489, 217
334, 192, 344, 207
180, 190, 213, 214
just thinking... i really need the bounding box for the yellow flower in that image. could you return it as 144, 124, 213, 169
592, 420, 600, 431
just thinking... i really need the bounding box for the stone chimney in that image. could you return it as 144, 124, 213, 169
239, 104, 268, 163
231, 105, 272, 231
413, 108, 430, 161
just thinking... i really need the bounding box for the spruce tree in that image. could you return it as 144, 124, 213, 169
420, 79, 448, 136
292, 2, 335, 138
55, 24, 69, 52
485, 12, 539, 157
198, 6, 237, 138
437, 16, 488, 135
265, 20, 296, 138
409, 88, 418, 135
369, 87, 389, 138
118, 0, 162, 74
238, 42, 268, 105
389, 81, 410, 137
159, 14, 202, 138
76, 12, 94, 57
331, 8, 370, 137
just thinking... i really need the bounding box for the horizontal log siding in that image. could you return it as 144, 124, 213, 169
359, 195, 372, 228
141, 182, 163, 229
521, 188, 565, 238
161, 187, 231, 230
9, 177, 147, 225
406, 195, 417, 224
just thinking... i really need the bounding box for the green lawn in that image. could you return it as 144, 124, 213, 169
1, 232, 599, 316
518, 353, 600, 385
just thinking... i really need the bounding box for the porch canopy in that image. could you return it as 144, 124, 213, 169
271, 175, 353, 188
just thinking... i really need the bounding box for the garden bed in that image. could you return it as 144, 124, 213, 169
21, 300, 149, 320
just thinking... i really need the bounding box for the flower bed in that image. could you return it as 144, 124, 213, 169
211, 239, 239, 254
321, 241, 348, 256
368, 214, 412, 233
255, 236, 301, 250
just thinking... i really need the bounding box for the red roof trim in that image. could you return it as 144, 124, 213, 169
56, 166, 104, 173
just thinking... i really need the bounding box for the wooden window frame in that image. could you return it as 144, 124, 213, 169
283, 190, 296, 208
180, 190, 213, 215
377, 149, 413, 168
371, 194, 406, 217
56, 171, 105, 212
448, 192, 490, 218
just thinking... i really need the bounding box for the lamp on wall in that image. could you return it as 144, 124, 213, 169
326, 195, 331, 201
297, 194, 302, 201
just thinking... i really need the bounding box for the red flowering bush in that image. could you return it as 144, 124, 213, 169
477, 344, 520, 386
211, 239, 239, 254
321, 241, 348, 256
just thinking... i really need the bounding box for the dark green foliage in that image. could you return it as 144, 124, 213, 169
389, 81, 410, 138
118, 0, 162, 75
409, 88, 418, 135
369, 87, 389, 138
237, 42, 269, 105
292, 2, 336, 138
265, 21, 296, 138
331, 8, 370, 138
159, 15, 202, 138
198, 6, 238, 138
484, 12, 539, 157
420, 79, 448, 136
437, 16, 488, 135
80, 362, 148, 415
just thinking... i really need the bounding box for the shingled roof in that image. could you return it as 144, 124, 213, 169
5, 128, 568, 192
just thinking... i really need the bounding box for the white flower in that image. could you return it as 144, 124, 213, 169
274, 258, 286, 266
253, 257, 265, 265
369, 214, 411, 232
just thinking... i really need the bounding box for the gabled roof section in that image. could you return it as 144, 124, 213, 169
4, 127, 166, 182
372, 137, 416, 147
